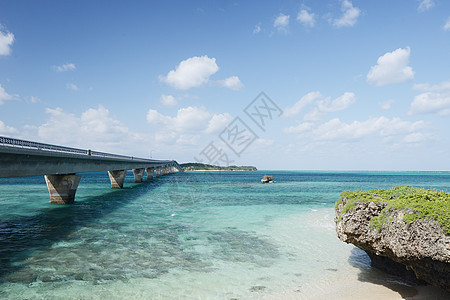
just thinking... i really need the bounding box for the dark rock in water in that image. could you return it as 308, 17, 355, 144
335, 192, 450, 291
261, 175, 273, 184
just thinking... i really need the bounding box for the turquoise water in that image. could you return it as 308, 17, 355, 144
0, 171, 449, 299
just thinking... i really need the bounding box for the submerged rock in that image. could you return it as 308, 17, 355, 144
334, 186, 450, 291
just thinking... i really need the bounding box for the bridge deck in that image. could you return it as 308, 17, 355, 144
0, 136, 180, 178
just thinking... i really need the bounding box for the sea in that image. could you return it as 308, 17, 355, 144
0, 170, 449, 299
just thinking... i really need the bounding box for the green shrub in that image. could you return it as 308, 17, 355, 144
336, 186, 450, 235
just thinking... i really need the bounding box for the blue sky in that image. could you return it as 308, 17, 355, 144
1, 0, 450, 170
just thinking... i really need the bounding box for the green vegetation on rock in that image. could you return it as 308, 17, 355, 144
180, 163, 257, 171
336, 186, 450, 235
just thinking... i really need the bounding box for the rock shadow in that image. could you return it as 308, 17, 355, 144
348, 247, 450, 299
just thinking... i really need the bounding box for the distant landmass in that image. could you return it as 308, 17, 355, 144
180, 163, 257, 171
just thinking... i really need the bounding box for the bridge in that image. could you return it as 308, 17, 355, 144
0, 136, 182, 204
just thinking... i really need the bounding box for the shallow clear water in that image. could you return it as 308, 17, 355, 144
0, 171, 449, 299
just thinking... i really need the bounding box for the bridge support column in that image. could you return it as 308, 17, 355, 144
146, 168, 154, 180
155, 168, 161, 178
45, 174, 82, 204
108, 170, 126, 189
133, 168, 145, 183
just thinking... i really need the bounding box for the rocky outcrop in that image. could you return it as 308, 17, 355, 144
261, 175, 273, 184
335, 197, 450, 291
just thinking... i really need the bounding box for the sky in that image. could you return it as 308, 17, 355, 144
1, 0, 450, 170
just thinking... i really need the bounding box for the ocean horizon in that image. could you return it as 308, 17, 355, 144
0, 170, 449, 299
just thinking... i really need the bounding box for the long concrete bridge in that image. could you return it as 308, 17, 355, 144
0, 136, 182, 204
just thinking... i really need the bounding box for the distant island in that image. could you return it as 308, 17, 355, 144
180, 163, 257, 171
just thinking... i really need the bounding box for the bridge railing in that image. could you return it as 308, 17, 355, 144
0, 136, 157, 162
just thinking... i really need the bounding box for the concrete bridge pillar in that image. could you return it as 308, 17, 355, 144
146, 167, 154, 180
133, 168, 145, 183
108, 170, 126, 189
155, 168, 161, 178
45, 174, 82, 204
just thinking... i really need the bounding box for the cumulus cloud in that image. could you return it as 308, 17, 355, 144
313, 116, 426, 142
54, 63, 76, 72
413, 80, 450, 92
366, 47, 414, 86
66, 83, 79, 91
205, 113, 233, 134
418, 0, 435, 12
0, 29, 14, 55
297, 9, 315, 27
160, 55, 219, 90
410, 93, 450, 116
0, 84, 15, 105
216, 76, 243, 91
274, 13, 290, 33
304, 92, 357, 121
284, 91, 321, 117
147, 106, 213, 132
284, 91, 356, 121
444, 17, 450, 31
284, 113, 430, 146
160, 94, 178, 107
0, 120, 17, 134
333, 0, 360, 28
146, 106, 232, 146
37, 106, 141, 152
410, 80, 450, 116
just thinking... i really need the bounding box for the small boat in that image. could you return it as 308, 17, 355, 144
261, 175, 273, 184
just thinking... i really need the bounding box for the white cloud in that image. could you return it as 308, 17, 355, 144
28, 96, 41, 104
216, 76, 243, 91
0, 84, 14, 105
410, 80, 450, 116
313, 116, 426, 141
418, 0, 435, 12
160, 55, 219, 90
333, 0, 360, 28
66, 83, 79, 91
146, 106, 232, 146
160, 94, 178, 107
413, 80, 450, 92
0, 29, 14, 55
380, 99, 395, 110
54, 63, 76, 72
284, 91, 356, 121
409, 92, 450, 116
0, 120, 17, 134
205, 113, 232, 134
297, 9, 315, 27
283, 122, 314, 134
317, 92, 357, 112
274, 13, 290, 33
304, 92, 357, 121
37, 106, 141, 152
366, 47, 414, 86
253, 24, 261, 34
403, 132, 432, 143
443, 17, 450, 31
283, 91, 321, 117
147, 106, 211, 132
